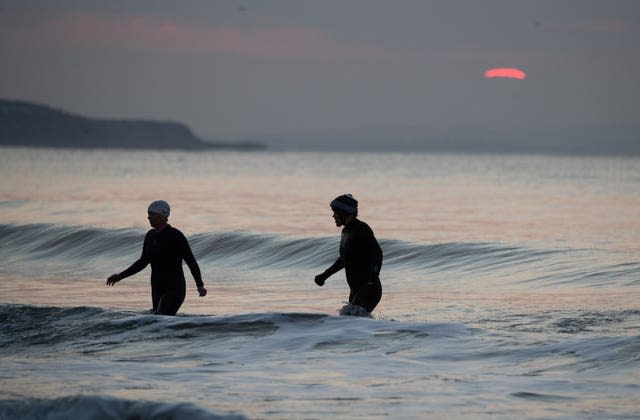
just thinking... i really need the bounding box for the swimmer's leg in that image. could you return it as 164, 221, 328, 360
156, 290, 186, 316
151, 289, 161, 314
350, 281, 382, 313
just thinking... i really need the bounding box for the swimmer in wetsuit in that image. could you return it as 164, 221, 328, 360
107, 200, 207, 315
314, 194, 383, 314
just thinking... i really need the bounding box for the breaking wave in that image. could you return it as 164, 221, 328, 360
1, 223, 638, 287
0, 395, 246, 420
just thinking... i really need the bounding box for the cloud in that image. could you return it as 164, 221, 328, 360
6, 10, 525, 64
568, 19, 639, 34
13, 11, 401, 61
545, 18, 640, 34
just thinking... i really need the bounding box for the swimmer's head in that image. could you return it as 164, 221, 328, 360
330, 194, 358, 217
148, 200, 170, 218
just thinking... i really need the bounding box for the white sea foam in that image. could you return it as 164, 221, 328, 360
339, 303, 373, 317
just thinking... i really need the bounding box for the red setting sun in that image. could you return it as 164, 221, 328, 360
484, 68, 527, 80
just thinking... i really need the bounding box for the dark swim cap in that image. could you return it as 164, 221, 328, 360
330, 194, 358, 216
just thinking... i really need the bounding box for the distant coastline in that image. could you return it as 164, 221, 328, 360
2, 99, 638, 155
0, 99, 264, 150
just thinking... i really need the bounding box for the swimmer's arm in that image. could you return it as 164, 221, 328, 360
314, 257, 344, 286
179, 232, 207, 296
106, 234, 151, 286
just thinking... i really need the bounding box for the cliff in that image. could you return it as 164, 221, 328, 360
0, 100, 263, 150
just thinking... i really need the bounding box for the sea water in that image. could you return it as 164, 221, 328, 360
0, 147, 639, 419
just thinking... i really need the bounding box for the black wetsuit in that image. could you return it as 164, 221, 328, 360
119, 225, 203, 315
322, 218, 383, 312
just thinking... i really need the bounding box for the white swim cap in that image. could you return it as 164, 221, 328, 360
147, 200, 170, 218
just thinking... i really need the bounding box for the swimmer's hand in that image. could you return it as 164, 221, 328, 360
314, 273, 327, 286
106, 273, 122, 286
198, 287, 207, 297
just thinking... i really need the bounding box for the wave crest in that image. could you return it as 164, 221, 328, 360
0, 395, 246, 420
0, 223, 559, 271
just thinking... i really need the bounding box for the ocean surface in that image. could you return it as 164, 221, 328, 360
0, 147, 639, 419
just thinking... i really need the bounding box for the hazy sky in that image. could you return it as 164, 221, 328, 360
1, 0, 639, 145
